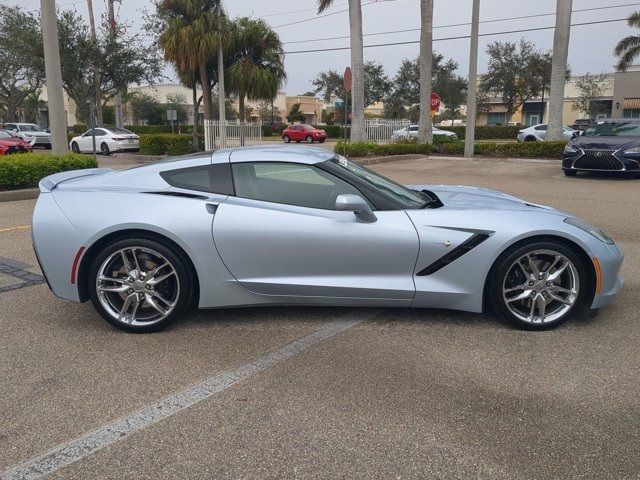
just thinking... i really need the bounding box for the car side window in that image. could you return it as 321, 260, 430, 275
534, 125, 547, 131
5, 124, 15, 131
231, 162, 369, 211
94, 129, 107, 136
160, 163, 235, 195
409, 126, 418, 132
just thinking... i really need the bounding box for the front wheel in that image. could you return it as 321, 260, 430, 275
564, 169, 577, 177
306, 135, 313, 144
488, 241, 586, 330
319, 138, 326, 143
88, 237, 193, 333
71, 142, 80, 154
283, 135, 290, 143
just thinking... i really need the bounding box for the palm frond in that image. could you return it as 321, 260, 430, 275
317, 0, 334, 14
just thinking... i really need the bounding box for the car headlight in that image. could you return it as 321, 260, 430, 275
622, 146, 640, 154
564, 217, 614, 244
564, 144, 579, 154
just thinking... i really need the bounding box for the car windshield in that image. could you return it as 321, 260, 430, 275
302, 125, 314, 131
20, 124, 42, 132
110, 127, 134, 135
583, 122, 640, 137
0, 130, 14, 139
329, 156, 427, 209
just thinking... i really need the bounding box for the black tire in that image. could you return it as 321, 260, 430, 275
100, 142, 110, 156
319, 138, 326, 143
524, 136, 537, 142
487, 240, 587, 330
44, 144, 52, 150
564, 169, 577, 177
306, 135, 313, 144
88, 237, 194, 333
283, 135, 290, 143
71, 142, 80, 154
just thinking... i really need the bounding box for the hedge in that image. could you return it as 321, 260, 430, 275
0, 153, 97, 190
138, 134, 202, 156
335, 140, 566, 159
73, 124, 203, 135
437, 125, 521, 140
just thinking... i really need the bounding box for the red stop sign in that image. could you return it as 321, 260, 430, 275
430, 93, 441, 111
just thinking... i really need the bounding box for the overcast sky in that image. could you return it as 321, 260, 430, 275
9, 0, 640, 94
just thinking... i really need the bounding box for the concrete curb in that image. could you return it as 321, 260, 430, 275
357, 154, 429, 165
0, 188, 39, 203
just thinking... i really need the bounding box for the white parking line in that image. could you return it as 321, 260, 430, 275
1, 309, 377, 480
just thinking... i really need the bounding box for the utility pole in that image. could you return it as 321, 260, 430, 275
87, 0, 103, 126
418, 0, 434, 144
464, 0, 480, 158
108, 0, 124, 128
547, 0, 573, 141
41, 0, 69, 154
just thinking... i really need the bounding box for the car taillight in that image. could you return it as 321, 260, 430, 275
113, 137, 125, 141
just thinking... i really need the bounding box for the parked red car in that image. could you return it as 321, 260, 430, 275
0, 130, 33, 155
282, 124, 327, 144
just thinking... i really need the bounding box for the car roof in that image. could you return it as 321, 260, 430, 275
227, 145, 335, 164
591, 118, 640, 124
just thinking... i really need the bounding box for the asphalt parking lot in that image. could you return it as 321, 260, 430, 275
1, 157, 639, 479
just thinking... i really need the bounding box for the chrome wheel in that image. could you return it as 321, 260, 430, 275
96, 247, 180, 326
502, 249, 579, 325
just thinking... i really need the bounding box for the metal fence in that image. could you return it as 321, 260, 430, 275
204, 120, 262, 150
364, 118, 410, 144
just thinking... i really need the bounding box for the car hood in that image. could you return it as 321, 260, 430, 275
572, 136, 640, 150
22, 131, 50, 137
0, 139, 28, 146
409, 184, 565, 214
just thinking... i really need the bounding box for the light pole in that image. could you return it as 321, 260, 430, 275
108, 0, 124, 128
464, 0, 480, 159
40, 0, 69, 153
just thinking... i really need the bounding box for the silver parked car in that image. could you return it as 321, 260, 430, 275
517, 124, 577, 142
32, 146, 623, 333
391, 124, 458, 142
4, 122, 52, 149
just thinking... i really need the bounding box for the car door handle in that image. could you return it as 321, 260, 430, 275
206, 203, 218, 214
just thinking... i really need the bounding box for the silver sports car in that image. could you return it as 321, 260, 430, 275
32, 146, 623, 333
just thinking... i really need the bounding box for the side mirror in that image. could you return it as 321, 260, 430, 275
335, 194, 377, 223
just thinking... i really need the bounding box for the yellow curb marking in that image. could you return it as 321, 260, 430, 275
0, 225, 30, 233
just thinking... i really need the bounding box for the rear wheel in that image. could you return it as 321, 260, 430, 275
306, 135, 313, 143
283, 135, 290, 143
71, 142, 80, 154
100, 142, 110, 156
88, 237, 193, 333
488, 241, 586, 330
564, 169, 577, 177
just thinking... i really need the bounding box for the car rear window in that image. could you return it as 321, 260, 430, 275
160, 163, 234, 195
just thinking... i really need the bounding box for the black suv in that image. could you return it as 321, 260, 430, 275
562, 119, 640, 177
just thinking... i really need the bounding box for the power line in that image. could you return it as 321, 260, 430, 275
283, 17, 630, 55
271, 0, 401, 28
283, 1, 640, 44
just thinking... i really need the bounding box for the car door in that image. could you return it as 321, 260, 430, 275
78, 129, 93, 151
534, 124, 548, 140
213, 161, 419, 304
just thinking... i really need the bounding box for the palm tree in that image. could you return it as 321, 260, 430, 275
227, 18, 286, 123
547, 0, 572, 141
615, 11, 640, 71
317, 0, 365, 141
159, 0, 226, 122
418, 0, 434, 144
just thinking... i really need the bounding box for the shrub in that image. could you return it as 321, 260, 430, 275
475, 141, 565, 158
261, 124, 274, 137
73, 124, 204, 135
437, 125, 521, 140
334, 141, 434, 157
0, 153, 98, 190
139, 134, 197, 156
313, 124, 342, 138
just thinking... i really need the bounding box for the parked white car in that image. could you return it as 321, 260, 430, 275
391, 124, 458, 142
3, 122, 52, 149
517, 124, 578, 142
70, 127, 140, 155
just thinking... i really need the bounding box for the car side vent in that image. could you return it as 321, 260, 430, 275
144, 191, 209, 200
417, 233, 491, 276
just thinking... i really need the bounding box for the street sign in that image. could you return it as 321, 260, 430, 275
167, 109, 178, 121
430, 93, 441, 112
343, 67, 352, 92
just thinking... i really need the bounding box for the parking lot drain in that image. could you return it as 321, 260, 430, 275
0, 309, 377, 480
0, 259, 44, 294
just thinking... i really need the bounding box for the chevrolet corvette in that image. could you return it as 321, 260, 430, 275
32, 146, 623, 333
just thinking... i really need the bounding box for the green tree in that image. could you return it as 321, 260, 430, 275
227, 17, 286, 122
317, 0, 365, 141
571, 73, 609, 119
23, 92, 47, 124
56, 10, 161, 125
158, 0, 228, 121
286, 103, 306, 123
0, 6, 44, 122
128, 92, 164, 124
614, 11, 640, 71
165, 93, 189, 124
256, 100, 280, 123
